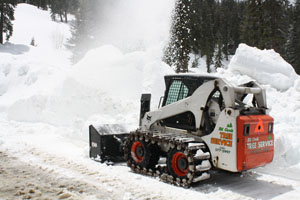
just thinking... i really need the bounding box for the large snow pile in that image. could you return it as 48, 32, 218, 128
219, 44, 300, 178
71, 45, 173, 102
229, 43, 299, 91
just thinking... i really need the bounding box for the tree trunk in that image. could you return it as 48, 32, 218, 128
59, 13, 63, 22
0, 0, 4, 44
64, 11, 68, 23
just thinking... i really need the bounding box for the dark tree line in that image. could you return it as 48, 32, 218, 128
22, 0, 48, 10
164, 0, 300, 75
19, 0, 79, 22
67, 0, 99, 63
286, 0, 300, 75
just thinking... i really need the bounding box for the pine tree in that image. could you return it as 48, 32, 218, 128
189, 0, 203, 55
218, 0, 245, 59
259, 0, 287, 55
286, 0, 300, 74
199, 0, 216, 72
240, 0, 263, 48
188, 0, 245, 70
241, 0, 288, 54
67, 0, 98, 63
214, 39, 224, 70
188, 0, 216, 72
36, 0, 48, 10
163, 0, 191, 73
0, 0, 16, 44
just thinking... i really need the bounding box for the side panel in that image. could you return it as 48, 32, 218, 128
237, 115, 274, 171
202, 109, 238, 172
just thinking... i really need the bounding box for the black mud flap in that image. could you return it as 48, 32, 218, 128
89, 125, 129, 163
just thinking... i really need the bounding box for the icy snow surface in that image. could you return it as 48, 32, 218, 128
0, 2, 300, 200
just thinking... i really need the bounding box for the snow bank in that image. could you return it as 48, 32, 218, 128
229, 44, 299, 91
5, 46, 173, 127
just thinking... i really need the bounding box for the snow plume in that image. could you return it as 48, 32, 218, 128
66, 0, 176, 120
93, 0, 175, 52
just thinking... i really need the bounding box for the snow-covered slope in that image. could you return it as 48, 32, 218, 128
0, 4, 71, 108
1, 2, 300, 200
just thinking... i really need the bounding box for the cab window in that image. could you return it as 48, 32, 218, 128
165, 80, 189, 105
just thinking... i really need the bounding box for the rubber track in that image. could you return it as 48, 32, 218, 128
124, 130, 211, 187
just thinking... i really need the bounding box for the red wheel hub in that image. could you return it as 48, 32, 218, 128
172, 152, 188, 177
131, 141, 145, 163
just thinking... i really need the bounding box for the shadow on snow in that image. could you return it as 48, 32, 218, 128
0, 42, 30, 55
193, 170, 293, 200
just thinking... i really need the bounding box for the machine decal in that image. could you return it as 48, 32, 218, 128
215, 146, 231, 154
219, 123, 233, 133
211, 123, 234, 148
246, 137, 274, 152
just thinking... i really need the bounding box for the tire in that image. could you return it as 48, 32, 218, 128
167, 148, 189, 178
128, 140, 159, 169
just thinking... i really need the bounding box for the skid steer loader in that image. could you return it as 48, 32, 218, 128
89, 74, 274, 187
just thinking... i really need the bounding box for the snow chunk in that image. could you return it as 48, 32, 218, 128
229, 44, 299, 91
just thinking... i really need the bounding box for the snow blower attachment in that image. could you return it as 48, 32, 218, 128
89, 124, 129, 162
89, 75, 274, 187
89, 94, 151, 163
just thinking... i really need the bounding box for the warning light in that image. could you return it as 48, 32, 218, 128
255, 118, 264, 133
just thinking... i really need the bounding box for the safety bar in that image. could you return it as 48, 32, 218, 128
233, 86, 262, 94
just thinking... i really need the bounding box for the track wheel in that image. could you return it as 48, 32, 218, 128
131, 141, 145, 163
128, 139, 159, 169
167, 148, 189, 178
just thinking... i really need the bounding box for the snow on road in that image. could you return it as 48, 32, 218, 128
1, 120, 300, 200
1, 2, 300, 200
